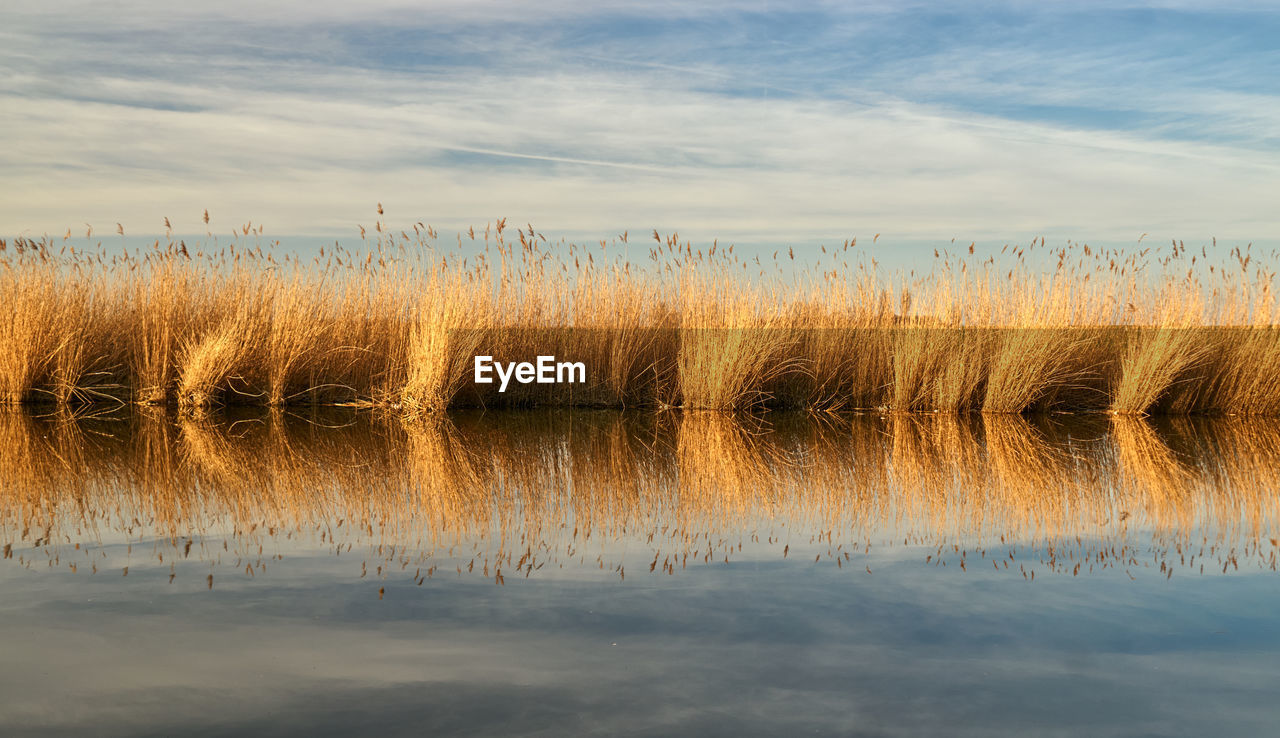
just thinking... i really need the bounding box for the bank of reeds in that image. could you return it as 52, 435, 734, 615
2, 217, 1277, 414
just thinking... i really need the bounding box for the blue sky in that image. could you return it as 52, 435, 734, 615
2, 1, 1278, 252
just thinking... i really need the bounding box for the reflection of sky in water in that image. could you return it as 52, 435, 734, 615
3, 540, 1278, 737
1, 409, 1279, 735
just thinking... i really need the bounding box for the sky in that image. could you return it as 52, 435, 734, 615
2, 1, 1278, 253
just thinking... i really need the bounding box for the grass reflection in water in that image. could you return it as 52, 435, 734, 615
2, 408, 1277, 588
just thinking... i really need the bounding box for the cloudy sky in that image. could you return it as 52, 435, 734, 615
2, 1, 1278, 249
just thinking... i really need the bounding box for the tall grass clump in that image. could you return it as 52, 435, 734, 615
0, 253, 62, 405
403, 271, 492, 414
129, 258, 193, 404
778, 267, 893, 410
0, 242, 123, 405
1111, 302, 1211, 415
677, 275, 792, 411
981, 270, 1109, 414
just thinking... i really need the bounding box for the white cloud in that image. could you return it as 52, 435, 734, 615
1, 2, 1277, 246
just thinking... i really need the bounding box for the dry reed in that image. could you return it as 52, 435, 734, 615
3, 219, 1277, 415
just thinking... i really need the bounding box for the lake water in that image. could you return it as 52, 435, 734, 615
1, 409, 1277, 736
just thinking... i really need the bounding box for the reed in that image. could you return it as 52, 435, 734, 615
2, 220, 1277, 415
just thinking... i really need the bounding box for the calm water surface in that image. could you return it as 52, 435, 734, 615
1, 409, 1277, 736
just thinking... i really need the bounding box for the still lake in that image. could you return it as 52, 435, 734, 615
1, 409, 1277, 736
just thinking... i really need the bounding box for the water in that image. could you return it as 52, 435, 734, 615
1, 409, 1277, 736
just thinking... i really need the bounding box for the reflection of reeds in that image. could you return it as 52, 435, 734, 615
1178, 416, 1280, 542
983, 415, 1106, 541
1, 408, 1277, 580
677, 412, 783, 521
1110, 417, 1198, 533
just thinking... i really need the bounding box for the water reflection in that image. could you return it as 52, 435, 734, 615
2, 408, 1277, 582
3, 409, 1280, 736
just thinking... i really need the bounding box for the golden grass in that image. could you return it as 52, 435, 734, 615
2, 221, 1277, 414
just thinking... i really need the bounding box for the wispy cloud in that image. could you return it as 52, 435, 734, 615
1, 1, 1277, 246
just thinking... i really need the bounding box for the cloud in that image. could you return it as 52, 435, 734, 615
1, 2, 1277, 246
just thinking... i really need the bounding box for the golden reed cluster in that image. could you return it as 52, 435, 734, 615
2, 410, 1276, 583
3, 212, 1278, 414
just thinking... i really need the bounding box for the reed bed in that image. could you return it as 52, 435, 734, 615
3, 215, 1278, 415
